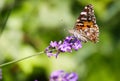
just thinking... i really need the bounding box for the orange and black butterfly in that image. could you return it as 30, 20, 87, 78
69, 4, 99, 43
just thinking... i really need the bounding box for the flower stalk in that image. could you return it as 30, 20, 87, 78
0, 51, 44, 68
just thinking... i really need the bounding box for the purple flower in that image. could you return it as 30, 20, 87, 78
72, 39, 82, 51
0, 69, 2, 80
45, 36, 82, 58
65, 72, 78, 81
50, 41, 58, 47
58, 42, 72, 52
50, 70, 78, 81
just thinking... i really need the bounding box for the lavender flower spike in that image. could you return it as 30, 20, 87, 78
50, 70, 78, 81
45, 36, 82, 58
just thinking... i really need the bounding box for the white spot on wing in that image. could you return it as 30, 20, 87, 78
77, 23, 83, 25
85, 7, 87, 9
81, 18, 87, 20
76, 19, 80, 22
81, 12, 87, 15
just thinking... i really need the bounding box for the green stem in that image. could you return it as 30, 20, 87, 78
0, 51, 44, 68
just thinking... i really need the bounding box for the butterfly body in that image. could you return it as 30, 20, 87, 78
69, 4, 99, 43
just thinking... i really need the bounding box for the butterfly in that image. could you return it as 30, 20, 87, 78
69, 4, 99, 43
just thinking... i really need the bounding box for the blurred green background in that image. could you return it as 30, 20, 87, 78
0, 0, 120, 81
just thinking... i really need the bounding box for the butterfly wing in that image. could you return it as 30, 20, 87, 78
70, 4, 99, 43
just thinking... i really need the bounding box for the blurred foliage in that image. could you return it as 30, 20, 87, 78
0, 0, 120, 81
